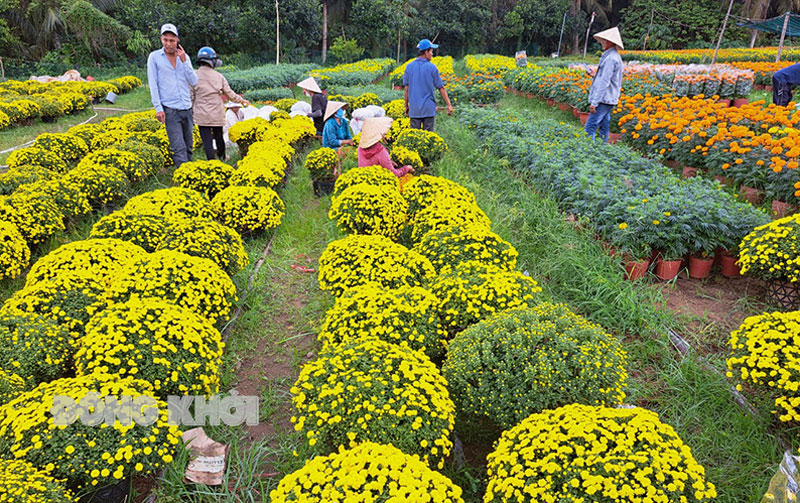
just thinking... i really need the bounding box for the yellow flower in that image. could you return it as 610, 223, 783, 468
618, 222, 628, 230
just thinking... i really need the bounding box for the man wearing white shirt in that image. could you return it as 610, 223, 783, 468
147, 23, 198, 167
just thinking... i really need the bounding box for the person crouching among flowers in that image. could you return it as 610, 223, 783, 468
358, 117, 414, 177
322, 101, 354, 151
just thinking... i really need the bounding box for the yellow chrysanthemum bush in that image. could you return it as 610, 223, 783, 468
25, 238, 146, 289
124, 187, 214, 220
384, 117, 410, 144
108, 250, 237, 325
268, 442, 464, 503
76, 297, 224, 398
0, 164, 55, 195
6, 146, 68, 173
116, 139, 165, 175
414, 223, 518, 274
319, 283, 447, 358
391, 145, 423, 171
383, 99, 406, 119
228, 117, 270, 155
211, 186, 285, 234
249, 138, 296, 164
63, 161, 130, 206
328, 182, 408, 240
0, 374, 181, 489
305, 147, 338, 181
0, 193, 65, 244
15, 177, 92, 219
394, 128, 448, 165
66, 123, 105, 149
444, 304, 628, 429
137, 130, 172, 166
484, 404, 717, 503
331, 164, 399, 199
403, 174, 478, 217
89, 211, 170, 252
432, 262, 542, 335
318, 234, 435, 296
229, 149, 287, 188
31, 132, 89, 165
0, 369, 25, 406
1, 274, 106, 342
290, 338, 455, 468
0, 459, 74, 503
738, 214, 800, 281
727, 311, 800, 423
410, 196, 492, 244
76, 148, 151, 182
172, 159, 234, 198
157, 218, 249, 275
0, 221, 30, 280
0, 312, 72, 388
90, 129, 137, 151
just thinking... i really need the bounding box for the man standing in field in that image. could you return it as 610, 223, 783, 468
147, 23, 198, 167
773, 63, 800, 107
403, 39, 453, 132
585, 27, 624, 143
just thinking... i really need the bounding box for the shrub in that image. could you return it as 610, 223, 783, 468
242, 87, 293, 102
444, 304, 628, 428
328, 183, 408, 240
0, 274, 106, 342
116, 139, 164, 175
32, 132, 89, 164
90, 129, 137, 151
108, 250, 237, 325
290, 338, 455, 468
211, 186, 285, 234
249, 138, 295, 164
15, 177, 92, 219
0, 312, 72, 388
384, 116, 409, 144
739, 214, 800, 281
305, 147, 338, 181
410, 197, 491, 244
390, 145, 423, 171
0, 369, 25, 405
0, 221, 30, 280
76, 148, 151, 182
89, 211, 170, 252
485, 404, 717, 503
25, 238, 146, 289
66, 122, 105, 147
124, 187, 213, 220
384, 99, 405, 119
0, 193, 65, 244
319, 283, 446, 358
394, 128, 448, 165
352, 92, 381, 109
431, 262, 542, 335
0, 374, 181, 489
0, 165, 55, 195
172, 159, 234, 198
318, 234, 435, 296
331, 164, 398, 200
727, 311, 800, 423
63, 162, 130, 206
274, 98, 298, 112
0, 459, 75, 502
157, 218, 248, 275
229, 149, 286, 188
413, 223, 517, 274
403, 174, 477, 217
268, 442, 464, 503
76, 297, 224, 397
5, 146, 67, 172
229, 117, 270, 153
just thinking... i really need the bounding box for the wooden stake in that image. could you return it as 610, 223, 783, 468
583, 12, 596, 59
777, 12, 791, 63
276, 0, 280, 65
712, 0, 735, 64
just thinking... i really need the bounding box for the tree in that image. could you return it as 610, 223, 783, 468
329, 35, 363, 61
348, 0, 401, 56
570, 0, 614, 53
499, 0, 569, 53
619, 0, 725, 50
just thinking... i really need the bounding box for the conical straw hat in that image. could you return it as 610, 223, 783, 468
593, 27, 624, 50
297, 77, 322, 94
360, 117, 393, 148
324, 101, 347, 121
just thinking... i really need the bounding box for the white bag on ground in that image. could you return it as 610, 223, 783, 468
290, 101, 312, 115
242, 106, 260, 120
350, 105, 386, 135
762, 451, 800, 503
257, 105, 279, 120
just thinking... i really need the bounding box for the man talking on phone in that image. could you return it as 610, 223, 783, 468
147, 23, 198, 167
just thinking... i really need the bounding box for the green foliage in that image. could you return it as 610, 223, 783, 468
329, 37, 364, 63
620, 0, 725, 51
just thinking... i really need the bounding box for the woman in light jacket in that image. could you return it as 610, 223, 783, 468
191, 46, 249, 160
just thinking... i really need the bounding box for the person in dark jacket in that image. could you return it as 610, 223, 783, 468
773, 63, 800, 107
297, 77, 327, 135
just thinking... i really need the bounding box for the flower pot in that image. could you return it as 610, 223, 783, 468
656, 258, 682, 281
312, 179, 335, 197
578, 112, 590, 125
392, 85, 403, 90
81, 477, 130, 503
572, 106, 579, 118
682, 166, 699, 178
754, 84, 766, 90
767, 279, 800, 310
733, 98, 749, 107
664, 159, 680, 170
624, 258, 650, 280
608, 132, 622, 144
765, 85, 774, 92
546, 98, 555, 107
689, 255, 714, 279
720, 253, 740, 278
42, 116, 57, 123
558, 103, 571, 112
714, 175, 733, 187
772, 199, 798, 218
717, 99, 732, 107
739, 185, 764, 205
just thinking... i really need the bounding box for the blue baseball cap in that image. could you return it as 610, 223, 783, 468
417, 39, 439, 51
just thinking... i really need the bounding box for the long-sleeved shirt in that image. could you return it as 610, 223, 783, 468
147, 48, 198, 113
191, 66, 246, 127
587, 47, 623, 108
309, 93, 328, 133
358, 142, 410, 177
322, 117, 352, 149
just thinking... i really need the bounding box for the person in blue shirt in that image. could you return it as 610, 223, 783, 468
322, 101, 354, 151
147, 23, 198, 167
773, 63, 800, 107
403, 39, 453, 131
585, 27, 624, 143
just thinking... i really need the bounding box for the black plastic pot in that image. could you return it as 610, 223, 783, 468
79, 477, 130, 503
312, 179, 335, 197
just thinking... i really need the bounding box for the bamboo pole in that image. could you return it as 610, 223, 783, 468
712, 0, 736, 64
777, 12, 791, 63
583, 12, 596, 59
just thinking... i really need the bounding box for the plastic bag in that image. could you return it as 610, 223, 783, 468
515, 51, 528, 68
762, 451, 800, 503
290, 101, 312, 115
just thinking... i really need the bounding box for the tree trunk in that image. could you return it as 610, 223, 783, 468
571, 0, 580, 54
322, 0, 328, 64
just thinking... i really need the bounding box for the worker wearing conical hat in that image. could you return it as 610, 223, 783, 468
321, 101, 354, 150
358, 117, 414, 177
298, 77, 327, 134
585, 27, 624, 143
